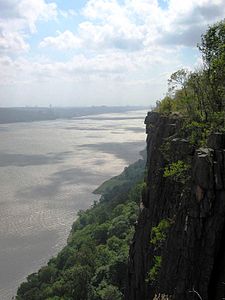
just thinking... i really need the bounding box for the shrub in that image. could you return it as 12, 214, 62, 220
146, 256, 162, 282
163, 160, 190, 183
150, 219, 171, 246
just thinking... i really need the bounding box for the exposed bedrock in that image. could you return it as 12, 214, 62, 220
127, 112, 225, 300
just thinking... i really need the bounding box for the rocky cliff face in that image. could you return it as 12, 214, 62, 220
127, 112, 225, 300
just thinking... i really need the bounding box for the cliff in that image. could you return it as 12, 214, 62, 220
127, 112, 225, 300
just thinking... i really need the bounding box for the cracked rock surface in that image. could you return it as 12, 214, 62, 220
126, 112, 225, 300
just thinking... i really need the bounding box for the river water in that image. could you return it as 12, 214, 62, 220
0, 110, 147, 299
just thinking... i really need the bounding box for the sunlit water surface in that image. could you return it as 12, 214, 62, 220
0, 110, 147, 299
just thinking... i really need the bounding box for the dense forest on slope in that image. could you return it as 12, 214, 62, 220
16, 158, 145, 300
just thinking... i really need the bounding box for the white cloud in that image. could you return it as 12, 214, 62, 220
0, 52, 170, 106
0, 46, 179, 87
0, 0, 58, 53
0, 30, 30, 53
159, 0, 225, 46
78, 21, 144, 51
1, 0, 225, 106
17, 0, 58, 32
40, 30, 82, 50
82, 0, 123, 20
59, 9, 77, 18
0, 52, 134, 85
39, 0, 225, 53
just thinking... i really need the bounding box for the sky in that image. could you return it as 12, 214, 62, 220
0, 0, 224, 107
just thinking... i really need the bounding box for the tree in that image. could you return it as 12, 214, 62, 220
187, 69, 210, 120
97, 284, 123, 300
198, 19, 225, 112
63, 265, 92, 300
156, 19, 225, 125
166, 69, 198, 117
168, 69, 189, 98
198, 20, 225, 68
155, 96, 173, 114
93, 223, 110, 244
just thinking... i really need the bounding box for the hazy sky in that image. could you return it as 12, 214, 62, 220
0, 0, 224, 107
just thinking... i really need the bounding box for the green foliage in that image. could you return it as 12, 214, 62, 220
94, 159, 145, 196
184, 121, 210, 146
159, 141, 172, 161
16, 159, 145, 300
150, 219, 171, 246
95, 282, 123, 300
92, 223, 110, 244
155, 96, 173, 114
147, 220, 171, 284
163, 160, 190, 183
128, 181, 146, 204
146, 256, 162, 283
155, 19, 225, 131
168, 69, 189, 98
210, 111, 225, 131
198, 19, 225, 109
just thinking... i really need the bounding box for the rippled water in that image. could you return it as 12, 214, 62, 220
0, 110, 147, 299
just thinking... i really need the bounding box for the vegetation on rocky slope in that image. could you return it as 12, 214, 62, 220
16, 159, 145, 300
155, 19, 225, 146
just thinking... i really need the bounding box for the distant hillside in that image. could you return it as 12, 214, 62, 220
0, 106, 147, 124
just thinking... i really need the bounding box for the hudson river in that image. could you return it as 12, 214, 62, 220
0, 110, 146, 299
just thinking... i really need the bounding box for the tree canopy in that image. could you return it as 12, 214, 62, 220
16, 159, 145, 300
155, 19, 225, 136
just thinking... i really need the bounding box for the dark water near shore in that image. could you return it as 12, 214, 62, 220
0, 110, 146, 299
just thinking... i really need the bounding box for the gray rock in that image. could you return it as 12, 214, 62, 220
207, 133, 225, 149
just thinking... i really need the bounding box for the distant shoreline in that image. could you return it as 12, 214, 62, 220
0, 106, 149, 124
